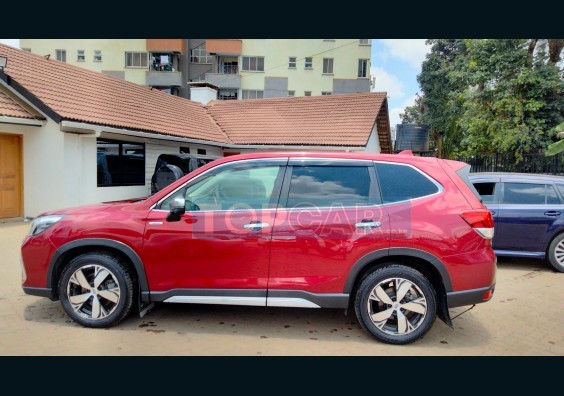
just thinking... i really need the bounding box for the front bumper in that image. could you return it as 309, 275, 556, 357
447, 283, 495, 308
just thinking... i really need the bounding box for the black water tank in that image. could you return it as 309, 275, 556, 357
395, 123, 430, 151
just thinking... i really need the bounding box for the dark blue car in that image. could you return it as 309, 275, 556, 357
470, 173, 564, 272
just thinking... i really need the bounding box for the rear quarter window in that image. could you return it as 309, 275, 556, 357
375, 163, 439, 204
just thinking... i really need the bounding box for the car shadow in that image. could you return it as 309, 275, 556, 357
23, 299, 491, 349
496, 256, 554, 272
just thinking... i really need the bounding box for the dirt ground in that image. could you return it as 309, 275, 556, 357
0, 220, 562, 356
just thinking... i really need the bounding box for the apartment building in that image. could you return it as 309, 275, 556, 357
20, 39, 372, 100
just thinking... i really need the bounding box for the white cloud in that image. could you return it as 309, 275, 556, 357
370, 66, 405, 99
0, 39, 20, 48
379, 39, 429, 69
389, 94, 418, 128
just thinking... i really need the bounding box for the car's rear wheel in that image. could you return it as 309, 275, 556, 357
58, 252, 134, 328
354, 265, 437, 344
547, 234, 564, 273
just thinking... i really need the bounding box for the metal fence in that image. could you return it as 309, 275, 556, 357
456, 153, 564, 175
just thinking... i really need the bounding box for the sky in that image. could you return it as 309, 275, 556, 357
0, 38, 429, 128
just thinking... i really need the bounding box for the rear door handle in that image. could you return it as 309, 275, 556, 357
544, 211, 561, 216
243, 222, 269, 231
355, 219, 382, 229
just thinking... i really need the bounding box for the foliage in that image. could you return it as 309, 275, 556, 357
400, 39, 564, 159
545, 122, 564, 156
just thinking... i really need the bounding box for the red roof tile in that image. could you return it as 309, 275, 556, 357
0, 44, 390, 150
0, 44, 228, 143
0, 88, 44, 119
207, 92, 387, 147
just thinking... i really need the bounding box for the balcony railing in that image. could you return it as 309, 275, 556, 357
221, 65, 238, 74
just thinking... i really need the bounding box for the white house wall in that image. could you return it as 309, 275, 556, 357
364, 124, 381, 153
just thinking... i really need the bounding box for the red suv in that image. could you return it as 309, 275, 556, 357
21, 152, 496, 344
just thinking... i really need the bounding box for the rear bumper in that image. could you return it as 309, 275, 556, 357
447, 284, 495, 308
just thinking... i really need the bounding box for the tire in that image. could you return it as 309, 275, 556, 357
547, 233, 564, 272
354, 265, 437, 345
58, 252, 134, 328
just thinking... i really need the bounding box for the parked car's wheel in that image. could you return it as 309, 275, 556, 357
58, 252, 134, 328
354, 265, 437, 345
547, 234, 564, 273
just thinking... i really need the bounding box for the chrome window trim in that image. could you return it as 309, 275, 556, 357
151, 157, 445, 212
373, 161, 444, 206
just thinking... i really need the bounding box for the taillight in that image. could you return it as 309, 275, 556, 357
460, 209, 494, 239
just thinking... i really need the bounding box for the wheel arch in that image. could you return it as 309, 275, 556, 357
545, 228, 564, 255
47, 239, 149, 301
344, 248, 453, 327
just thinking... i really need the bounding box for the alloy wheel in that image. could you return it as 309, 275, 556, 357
66, 264, 121, 320
366, 277, 428, 336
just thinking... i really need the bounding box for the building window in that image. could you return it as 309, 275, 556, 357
125, 52, 149, 68
358, 59, 369, 78
288, 90, 295, 97
288, 57, 296, 68
93, 50, 102, 62
180, 147, 191, 154
77, 50, 85, 62
242, 90, 264, 99
304, 91, 312, 96
21, 48, 31, 52
323, 58, 333, 74
242, 56, 265, 72
97, 139, 145, 187
190, 43, 213, 64
322, 92, 332, 95
359, 39, 370, 45
305, 57, 313, 69
197, 148, 207, 155
56, 50, 66, 62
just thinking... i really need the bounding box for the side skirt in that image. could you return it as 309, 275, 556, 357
147, 289, 349, 309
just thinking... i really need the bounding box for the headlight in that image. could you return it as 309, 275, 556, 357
29, 215, 65, 236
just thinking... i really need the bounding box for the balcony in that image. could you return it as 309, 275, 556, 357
146, 70, 183, 87
204, 73, 241, 89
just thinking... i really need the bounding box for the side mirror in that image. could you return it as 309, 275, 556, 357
166, 196, 186, 222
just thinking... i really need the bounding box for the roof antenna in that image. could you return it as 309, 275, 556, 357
44, 54, 50, 60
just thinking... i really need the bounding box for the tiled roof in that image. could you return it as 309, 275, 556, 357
0, 88, 44, 119
207, 92, 387, 147
0, 44, 390, 150
0, 44, 228, 143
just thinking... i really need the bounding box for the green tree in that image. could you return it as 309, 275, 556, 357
401, 39, 469, 158
459, 39, 563, 159
402, 39, 563, 159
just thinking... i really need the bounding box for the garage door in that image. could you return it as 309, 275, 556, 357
0, 134, 22, 218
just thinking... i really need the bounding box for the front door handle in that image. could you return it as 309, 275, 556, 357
355, 219, 382, 229
243, 222, 269, 231
544, 211, 561, 217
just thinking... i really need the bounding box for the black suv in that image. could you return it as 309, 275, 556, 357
150, 153, 219, 194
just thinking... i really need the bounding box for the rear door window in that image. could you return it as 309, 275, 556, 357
286, 166, 373, 208
375, 163, 440, 204
502, 183, 560, 205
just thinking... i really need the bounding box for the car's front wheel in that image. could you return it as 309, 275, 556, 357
58, 252, 134, 328
547, 233, 564, 273
354, 265, 437, 344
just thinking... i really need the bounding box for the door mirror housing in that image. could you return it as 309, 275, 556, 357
166, 196, 186, 222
